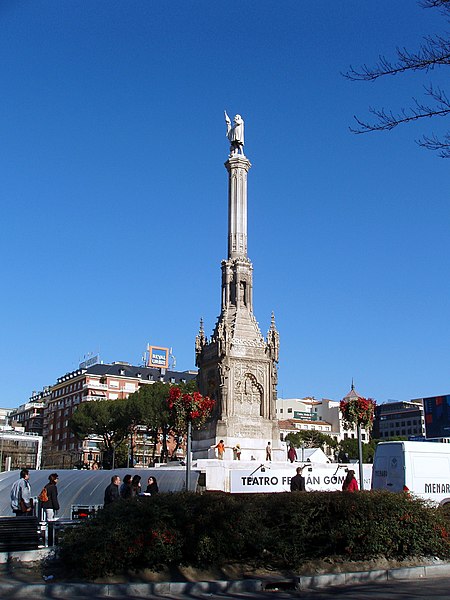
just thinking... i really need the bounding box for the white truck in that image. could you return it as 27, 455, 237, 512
371, 440, 450, 505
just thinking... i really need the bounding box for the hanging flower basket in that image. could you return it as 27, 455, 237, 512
339, 396, 376, 431
167, 386, 215, 431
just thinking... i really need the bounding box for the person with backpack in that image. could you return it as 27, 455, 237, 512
39, 473, 60, 521
10, 468, 33, 516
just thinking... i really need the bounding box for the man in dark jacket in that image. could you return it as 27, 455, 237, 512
42, 473, 60, 520
290, 466, 306, 492
104, 475, 121, 506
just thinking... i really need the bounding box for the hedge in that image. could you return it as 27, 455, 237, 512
57, 491, 450, 579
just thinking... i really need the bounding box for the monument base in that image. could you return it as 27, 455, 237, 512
192, 429, 285, 463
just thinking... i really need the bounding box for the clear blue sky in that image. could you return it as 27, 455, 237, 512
1, 1, 449, 408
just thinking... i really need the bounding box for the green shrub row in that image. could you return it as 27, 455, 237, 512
57, 491, 450, 579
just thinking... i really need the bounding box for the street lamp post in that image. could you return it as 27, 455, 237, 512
185, 420, 192, 492
357, 423, 364, 490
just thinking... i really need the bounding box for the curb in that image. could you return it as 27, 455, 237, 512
1, 563, 450, 596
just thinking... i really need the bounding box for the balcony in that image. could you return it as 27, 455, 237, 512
83, 382, 108, 391
84, 395, 107, 402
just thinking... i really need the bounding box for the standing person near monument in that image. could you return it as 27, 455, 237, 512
104, 475, 121, 507
215, 439, 225, 460
120, 474, 133, 499
290, 466, 306, 492
10, 468, 33, 516
287, 444, 297, 463
145, 476, 159, 495
266, 442, 272, 461
342, 470, 359, 492
40, 473, 60, 521
233, 444, 241, 460
131, 474, 142, 497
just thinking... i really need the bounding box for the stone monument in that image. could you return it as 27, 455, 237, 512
193, 112, 281, 461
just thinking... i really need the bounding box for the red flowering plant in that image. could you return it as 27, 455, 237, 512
339, 396, 376, 431
167, 385, 215, 432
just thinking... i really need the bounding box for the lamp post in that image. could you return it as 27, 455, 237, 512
357, 423, 364, 490
185, 420, 192, 492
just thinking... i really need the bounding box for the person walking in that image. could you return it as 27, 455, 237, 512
10, 468, 33, 516
41, 473, 60, 521
290, 466, 306, 492
104, 475, 121, 506
342, 469, 359, 491
145, 476, 159, 495
266, 442, 272, 461
120, 474, 133, 499
287, 444, 297, 463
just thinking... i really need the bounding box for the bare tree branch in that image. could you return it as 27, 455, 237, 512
418, 131, 450, 157
344, 37, 450, 81
420, 0, 450, 10
346, 1, 450, 156
350, 84, 450, 133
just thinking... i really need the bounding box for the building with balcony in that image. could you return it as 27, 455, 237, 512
9, 388, 49, 436
42, 361, 197, 469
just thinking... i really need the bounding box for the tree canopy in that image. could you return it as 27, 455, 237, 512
285, 430, 337, 451
346, 0, 450, 157
69, 399, 128, 455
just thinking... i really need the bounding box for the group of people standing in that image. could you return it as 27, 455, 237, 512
10, 469, 160, 519
10, 469, 60, 521
216, 440, 273, 461
290, 466, 359, 492
104, 474, 159, 506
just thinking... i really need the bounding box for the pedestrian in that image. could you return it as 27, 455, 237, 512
342, 469, 359, 491
233, 444, 241, 460
40, 473, 60, 521
10, 468, 33, 516
120, 474, 133, 499
131, 474, 141, 497
266, 441, 272, 461
145, 476, 159, 495
290, 466, 306, 492
287, 444, 297, 463
104, 475, 121, 506
215, 439, 225, 460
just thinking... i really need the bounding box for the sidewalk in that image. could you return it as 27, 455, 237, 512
1, 549, 450, 597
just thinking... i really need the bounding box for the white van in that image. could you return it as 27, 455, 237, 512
371, 441, 450, 505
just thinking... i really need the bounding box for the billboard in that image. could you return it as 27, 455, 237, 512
147, 346, 169, 369
423, 395, 450, 439
79, 354, 100, 369
230, 465, 373, 493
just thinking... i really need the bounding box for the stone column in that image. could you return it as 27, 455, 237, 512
225, 155, 251, 260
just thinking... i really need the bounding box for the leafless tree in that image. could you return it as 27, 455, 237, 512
345, 0, 450, 157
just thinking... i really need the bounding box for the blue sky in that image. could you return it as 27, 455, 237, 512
1, 1, 449, 408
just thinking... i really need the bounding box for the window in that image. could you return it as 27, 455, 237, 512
279, 408, 283, 414
287, 408, 292, 413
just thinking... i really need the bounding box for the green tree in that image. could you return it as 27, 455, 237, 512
285, 430, 337, 452
346, 0, 450, 157
124, 381, 173, 463
338, 438, 382, 463
69, 399, 128, 467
